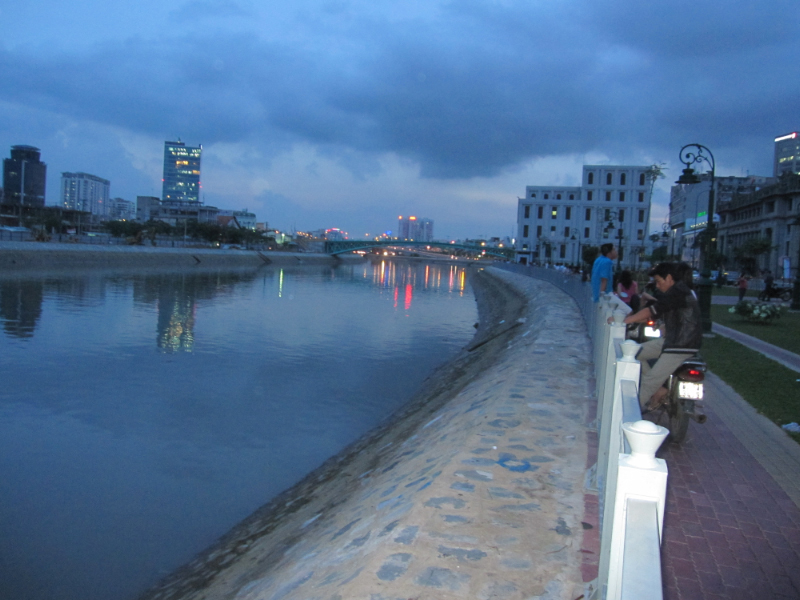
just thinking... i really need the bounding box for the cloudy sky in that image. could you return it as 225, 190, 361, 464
1, 0, 797, 239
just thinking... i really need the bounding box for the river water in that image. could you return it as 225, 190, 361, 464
0, 259, 478, 600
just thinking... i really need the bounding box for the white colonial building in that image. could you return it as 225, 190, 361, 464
516, 165, 656, 268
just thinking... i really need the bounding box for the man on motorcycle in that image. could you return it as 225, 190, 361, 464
622, 262, 703, 410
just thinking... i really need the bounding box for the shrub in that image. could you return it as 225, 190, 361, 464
728, 300, 781, 323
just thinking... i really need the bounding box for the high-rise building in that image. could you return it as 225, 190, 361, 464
61, 172, 110, 216
3, 145, 47, 206
396, 216, 434, 241
774, 132, 800, 177
162, 140, 202, 203
516, 165, 655, 267
108, 197, 136, 220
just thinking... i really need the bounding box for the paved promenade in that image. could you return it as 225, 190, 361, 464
651, 327, 800, 599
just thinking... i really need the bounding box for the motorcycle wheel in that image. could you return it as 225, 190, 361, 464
668, 398, 691, 443
781, 290, 792, 302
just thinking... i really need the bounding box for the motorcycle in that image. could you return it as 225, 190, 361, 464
651, 355, 707, 443
758, 286, 792, 302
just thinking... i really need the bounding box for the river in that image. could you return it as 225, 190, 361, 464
0, 259, 478, 600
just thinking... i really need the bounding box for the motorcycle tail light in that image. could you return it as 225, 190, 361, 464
679, 368, 705, 382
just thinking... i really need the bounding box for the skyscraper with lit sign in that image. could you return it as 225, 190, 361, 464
162, 140, 202, 203
774, 132, 800, 177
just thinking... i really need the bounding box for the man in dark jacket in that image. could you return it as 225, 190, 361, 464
623, 262, 702, 409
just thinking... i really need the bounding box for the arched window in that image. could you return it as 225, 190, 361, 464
556, 194, 562, 199
544, 193, 549, 199
569, 194, 575, 200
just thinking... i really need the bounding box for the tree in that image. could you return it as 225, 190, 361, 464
582, 245, 599, 267
733, 237, 773, 275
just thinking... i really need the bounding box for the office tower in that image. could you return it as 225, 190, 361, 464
61, 172, 111, 216
774, 132, 800, 177
3, 145, 47, 206
397, 216, 434, 241
162, 140, 202, 203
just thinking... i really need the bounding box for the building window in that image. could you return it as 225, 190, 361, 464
619, 192, 625, 202
551, 207, 558, 219
588, 172, 594, 185
638, 209, 645, 223
537, 206, 544, 219
537, 225, 542, 236
544, 193, 549, 199
584, 227, 590, 238
619, 209, 625, 222
569, 194, 575, 200
566, 207, 572, 220
550, 225, 556, 233
531, 192, 536, 198
524, 205, 530, 218
606, 173, 612, 185
638, 192, 644, 202
639, 173, 645, 186
585, 208, 591, 220
767, 201, 775, 213
638, 229, 644, 240
556, 193, 562, 199
564, 226, 570, 237
523, 225, 529, 237
620, 173, 626, 185
587, 191, 593, 201
560, 244, 566, 259
605, 191, 611, 202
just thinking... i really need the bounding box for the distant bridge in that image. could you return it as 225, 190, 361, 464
324, 239, 514, 260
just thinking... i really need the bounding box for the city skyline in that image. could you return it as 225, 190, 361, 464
1, 0, 797, 239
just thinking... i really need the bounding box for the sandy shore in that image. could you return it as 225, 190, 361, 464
136, 266, 595, 600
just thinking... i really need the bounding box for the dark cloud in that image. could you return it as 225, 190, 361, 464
0, 0, 798, 187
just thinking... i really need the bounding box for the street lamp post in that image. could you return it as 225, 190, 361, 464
602, 210, 625, 270
676, 143, 716, 333
791, 218, 800, 311
567, 227, 581, 268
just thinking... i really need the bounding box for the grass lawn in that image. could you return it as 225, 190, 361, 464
711, 305, 800, 355
702, 335, 800, 442
711, 286, 760, 298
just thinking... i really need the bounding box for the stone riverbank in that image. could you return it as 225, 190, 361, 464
0, 241, 360, 271
137, 266, 595, 600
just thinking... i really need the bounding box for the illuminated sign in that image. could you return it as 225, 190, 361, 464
774, 132, 798, 142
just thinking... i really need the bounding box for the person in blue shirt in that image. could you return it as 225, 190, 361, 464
591, 243, 617, 302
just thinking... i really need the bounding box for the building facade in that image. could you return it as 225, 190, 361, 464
60, 172, 111, 217
717, 173, 800, 278
3, 145, 47, 207
396, 216, 434, 242
774, 132, 800, 177
516, 165, 655, 268
218, 209, 257, 230
162, 140, 202, 203
668, 174, 774, 267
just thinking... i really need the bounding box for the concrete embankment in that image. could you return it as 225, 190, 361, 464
138, 266, 596, 600
0, 241, 358, 270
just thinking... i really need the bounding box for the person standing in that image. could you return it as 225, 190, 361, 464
591, 243, 617, 302
737, 274, 748, 302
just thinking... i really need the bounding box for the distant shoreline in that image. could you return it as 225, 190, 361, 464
0, 241, 362, 271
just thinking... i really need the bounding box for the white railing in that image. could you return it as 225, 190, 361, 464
494, 265, 669, 600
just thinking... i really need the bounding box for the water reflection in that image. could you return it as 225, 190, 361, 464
0, 259, 475, 600
0, 279, 44, 338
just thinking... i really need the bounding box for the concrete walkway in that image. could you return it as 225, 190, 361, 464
648, 325, 800, 598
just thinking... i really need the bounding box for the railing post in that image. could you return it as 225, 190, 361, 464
606, 421, 669, 600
